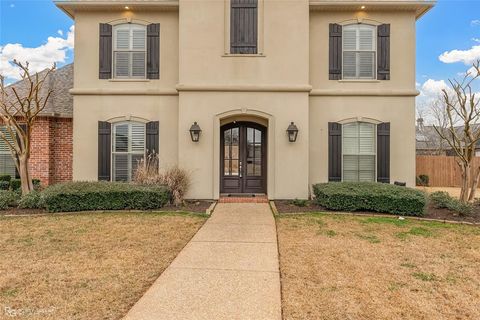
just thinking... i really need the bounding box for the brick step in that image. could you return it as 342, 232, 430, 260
218, 195, 269, 203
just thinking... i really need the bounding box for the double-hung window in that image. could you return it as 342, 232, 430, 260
113, 24, 147, 79
112, 122, 146, 181
343, 24, 376, 79
342, 122, 376, 182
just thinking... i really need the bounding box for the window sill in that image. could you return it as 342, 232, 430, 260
222, 53, 266, 58
338, 79, 381, 83
108, 79, 151, 82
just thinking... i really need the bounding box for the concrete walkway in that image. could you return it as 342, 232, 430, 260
124, 203, 282, 320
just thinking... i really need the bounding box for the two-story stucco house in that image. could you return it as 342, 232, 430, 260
55, 0, 434, 200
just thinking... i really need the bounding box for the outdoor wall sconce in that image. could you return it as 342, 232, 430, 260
287, 122, 299, 142
189, 122, 202, 142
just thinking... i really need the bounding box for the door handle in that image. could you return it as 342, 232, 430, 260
239, 160, 242, 178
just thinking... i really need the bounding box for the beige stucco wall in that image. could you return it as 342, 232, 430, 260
178, 91, 309, 200
73, 9, 179, 91
308, 10, 417, 188
72, 95, 179, 181
309, 96, 416, 188
68, 2, 421, 199
310, 10, 417, 91
178, 0, 310, 86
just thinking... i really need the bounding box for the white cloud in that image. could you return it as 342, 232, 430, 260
472, 20, 480, 26
416, 79, 450, 115
439, 45, 480, 65
57, 29, 63, 36
0, 25, 74, 83
473, 38, 480, 43
416, 78, 480, 125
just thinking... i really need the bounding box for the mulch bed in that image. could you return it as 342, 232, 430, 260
0, 200, 214, 216
274, 200, 480, 224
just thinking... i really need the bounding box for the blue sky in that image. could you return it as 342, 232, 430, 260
0, 0, 479, 111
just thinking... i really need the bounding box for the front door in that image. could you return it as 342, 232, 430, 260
221, 122, 267, 194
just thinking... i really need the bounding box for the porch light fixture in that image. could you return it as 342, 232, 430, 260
360, 5, 366, 9
286, 122, 299, 142
189, 122, 202, 142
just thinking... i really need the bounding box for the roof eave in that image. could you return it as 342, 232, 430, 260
309, 1, 436, 20
54, 1, 180, 18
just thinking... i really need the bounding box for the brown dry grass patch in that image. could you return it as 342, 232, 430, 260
0, 212, 206, 319
277, 213, 480, 320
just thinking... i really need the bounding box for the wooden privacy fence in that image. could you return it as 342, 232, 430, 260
416, 155, 480, 187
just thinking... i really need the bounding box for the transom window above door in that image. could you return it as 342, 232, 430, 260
113, 24, 147, 79
342, 24, 376, 79
112, 122, 146, 182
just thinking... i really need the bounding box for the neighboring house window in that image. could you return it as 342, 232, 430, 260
230, 0, 258, 54
342, 122, 376, 182
342, 24, 376, 79
113, 24, 147, 79
112, 122, 146, 181
0, 127, 16, 178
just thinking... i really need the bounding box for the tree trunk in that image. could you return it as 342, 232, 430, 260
18, 154, 32, 195
468, 165, 480, 202
459, 164, 469, 202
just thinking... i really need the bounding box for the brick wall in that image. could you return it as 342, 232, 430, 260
30, 117, 73, 185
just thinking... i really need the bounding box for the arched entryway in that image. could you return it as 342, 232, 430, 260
220, 121, 267, 194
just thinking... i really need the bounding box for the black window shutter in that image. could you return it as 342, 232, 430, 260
377, 24, 390, 80
147, 24, 160, 79
328, 122, 342, 182
99, 23, 112, 79
146, 121, 159, 155
329, 24, 342, 80
377, 122, 390, 183
98, 121, 111, 181
230, 0, 258, 54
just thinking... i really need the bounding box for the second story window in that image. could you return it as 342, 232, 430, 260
113, 24, 146, 79
342, 24, 376, 80
230, 0, 258, 54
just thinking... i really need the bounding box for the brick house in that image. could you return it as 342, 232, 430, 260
2, 64, 73, 186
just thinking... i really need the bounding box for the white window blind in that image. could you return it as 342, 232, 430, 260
343, 24, 376, 79
342, 122, 376, 182
0, 126, 17, 178
113, 24, 146, 79
112, 122, 146, 182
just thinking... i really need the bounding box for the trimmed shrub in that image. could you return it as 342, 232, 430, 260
10, 179, 21, 191
429, 191, 472, 216
0, 190, 20, 210
0, 175, 11, 182
42, 181, 171, 213
18, 191, 44, 209
313, 182, 427, 216
32, 179, 41, 190
292, 198, 308, 207
0, 181, 10, 190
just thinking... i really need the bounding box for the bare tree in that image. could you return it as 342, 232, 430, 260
429, 99, 450, 154
433, 60, 480, 202
0, 60, 55, 195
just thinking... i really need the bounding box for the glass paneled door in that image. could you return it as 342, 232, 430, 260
221, 122, 267, 194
